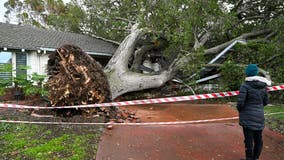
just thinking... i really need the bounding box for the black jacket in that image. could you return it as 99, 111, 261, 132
237, 80, 269, 130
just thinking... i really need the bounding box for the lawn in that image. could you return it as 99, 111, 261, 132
0, 104, 283, 159
0, 123, 103, 160
264, 104, 284, 134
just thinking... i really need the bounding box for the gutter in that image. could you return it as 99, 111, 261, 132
39, 47, 113, 57
1, 47, 113, 57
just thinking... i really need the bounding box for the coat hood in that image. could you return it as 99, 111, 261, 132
245, 76, 271, 89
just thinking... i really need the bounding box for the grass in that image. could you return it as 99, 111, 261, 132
0, 103, 283, 159
264, 104, 284, 120
265, 104, 284, 119
264, 104, 284, 134
0, 123, 103, 160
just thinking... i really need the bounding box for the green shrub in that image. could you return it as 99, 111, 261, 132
220, 61, 244, 91
0, 64, 12, 96
219, 41, 284, 103
233, 41, 284, 83
0, 64, 48, 98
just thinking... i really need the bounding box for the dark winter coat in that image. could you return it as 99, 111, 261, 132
237, 80, 269, 130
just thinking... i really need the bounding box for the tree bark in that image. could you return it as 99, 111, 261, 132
104, 24, 175, 99
130, 44, 155, 72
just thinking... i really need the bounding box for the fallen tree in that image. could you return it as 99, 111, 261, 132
46, 24, 275, 119
40, 1, 282, 118
103, 24, 273, 99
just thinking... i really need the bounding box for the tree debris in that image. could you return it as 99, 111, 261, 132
47, 44, 115, 118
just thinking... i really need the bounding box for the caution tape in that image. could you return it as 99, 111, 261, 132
0, 112, 283, 126
0, 85, 283, 110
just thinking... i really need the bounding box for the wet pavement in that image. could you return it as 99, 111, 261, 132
96, 104, 284, 160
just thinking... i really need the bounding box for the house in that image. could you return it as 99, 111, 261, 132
0, 22, 118, 80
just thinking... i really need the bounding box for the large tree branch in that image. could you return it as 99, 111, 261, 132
130, 44, 155, 72
110, 70, 174, 98
204, 29, 272, 55
104, 23, 178, 99
194, 31, 210, 50
105, 24, 144, 72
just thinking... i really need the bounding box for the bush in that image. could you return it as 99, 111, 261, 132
221, 41, 284, 103
220, 61, 244, 91
0, 64, 48, 98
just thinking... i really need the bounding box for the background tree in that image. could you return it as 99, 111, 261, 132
4, 0, 85, 33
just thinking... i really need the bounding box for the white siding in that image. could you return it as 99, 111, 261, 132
27, 52, 37, 76
26, 52, 49, 76
12, 52, 16, 78
39, 54, 49, 75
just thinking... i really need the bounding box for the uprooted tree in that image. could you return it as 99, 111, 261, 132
103, 24, 276, 99
6, 0, 284, 112
46, 24, 278, 117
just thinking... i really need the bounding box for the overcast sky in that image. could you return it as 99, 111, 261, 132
0, 0, 6, 23
0, 0, 70, 23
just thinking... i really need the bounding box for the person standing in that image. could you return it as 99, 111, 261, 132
237, 64, 271, 160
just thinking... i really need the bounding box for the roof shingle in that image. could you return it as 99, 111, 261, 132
0, 22, 117, 55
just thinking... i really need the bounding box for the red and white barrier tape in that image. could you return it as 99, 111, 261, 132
0, 112, 283, 126
0, 85, 283, 110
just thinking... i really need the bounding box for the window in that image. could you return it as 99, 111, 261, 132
0, 52, 12, 63
0, 52, 12, 79
15, 52, 27, 78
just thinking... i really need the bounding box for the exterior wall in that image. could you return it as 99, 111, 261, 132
39, 53, 49, 75
3, 50, 112, 87
14, 51, 110, 78
26, 51, 49, 76
26, 51, 37, 76
11, 52, 16, 78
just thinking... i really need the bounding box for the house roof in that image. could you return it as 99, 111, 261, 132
0, 22, 118, 56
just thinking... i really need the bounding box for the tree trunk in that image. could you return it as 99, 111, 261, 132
104, 24, 175, 99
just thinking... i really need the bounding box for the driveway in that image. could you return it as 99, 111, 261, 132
96, 104, 284, 160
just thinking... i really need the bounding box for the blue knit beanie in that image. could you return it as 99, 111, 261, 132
245, 64, 258, 77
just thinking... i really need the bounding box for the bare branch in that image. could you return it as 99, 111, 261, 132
239, 15, 265, 22
265, 53, 282, 63
112, 17, 136, 24
205, 29, 272, 55
89, 34, 120, 45
110, 27, 131, 32
264, 32, 276, 40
